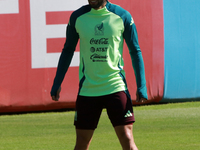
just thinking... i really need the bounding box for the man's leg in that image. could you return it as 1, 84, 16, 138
114, 124, 138, 150
74, 95, 103, 150
105, 91, 137, 150
74, 129, 94, 150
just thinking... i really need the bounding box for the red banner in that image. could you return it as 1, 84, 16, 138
0, 0, 164, 113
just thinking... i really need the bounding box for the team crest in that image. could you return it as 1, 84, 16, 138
95, 23, 104, 35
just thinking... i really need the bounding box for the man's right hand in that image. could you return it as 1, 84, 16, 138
51, 87, 61, 101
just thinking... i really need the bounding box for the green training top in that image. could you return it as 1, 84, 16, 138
51, 1, 148, 99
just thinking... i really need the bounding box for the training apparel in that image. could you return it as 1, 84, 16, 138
51, 2, 147, 99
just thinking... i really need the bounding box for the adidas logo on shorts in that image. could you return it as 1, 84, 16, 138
124, 110, 133, 118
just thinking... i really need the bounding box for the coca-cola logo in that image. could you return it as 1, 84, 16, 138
90, 38, 109, 45
90, 54, 108, 62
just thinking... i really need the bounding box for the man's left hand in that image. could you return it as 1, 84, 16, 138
136, 92, 148, 103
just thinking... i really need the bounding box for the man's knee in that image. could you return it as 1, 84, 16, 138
114, 124, 137, 150
74, 129, 94, 150
115, 124, 133, 139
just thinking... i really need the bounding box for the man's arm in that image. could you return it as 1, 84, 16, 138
50, 20, 79, 100
123, 13, 148, 101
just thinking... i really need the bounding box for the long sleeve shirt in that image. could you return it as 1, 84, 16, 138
51, 1, 148, 99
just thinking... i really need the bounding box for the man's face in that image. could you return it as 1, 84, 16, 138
88, 0, 107, 9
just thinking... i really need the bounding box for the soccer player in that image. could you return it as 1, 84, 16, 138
51, 0, 148, 149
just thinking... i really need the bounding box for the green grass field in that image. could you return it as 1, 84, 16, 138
0, 101, 200, 150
